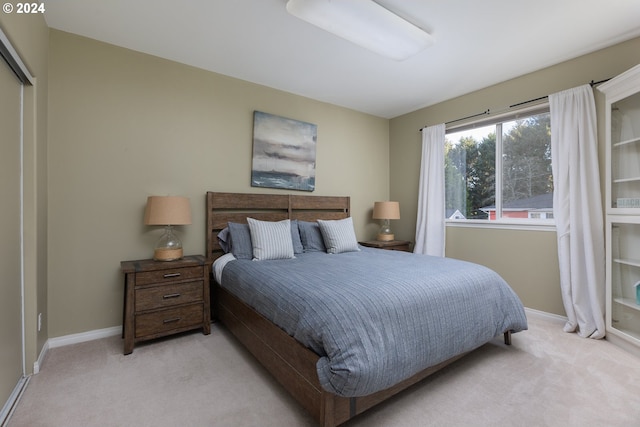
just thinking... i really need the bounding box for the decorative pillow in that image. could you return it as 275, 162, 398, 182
247, 218, 295, 261
224, 221, 301, 256
217, 227, 230, 253
290, 219, 304, 254
317, 217, 361, 254
298, 221, 326, 252
227, 222, 253, 260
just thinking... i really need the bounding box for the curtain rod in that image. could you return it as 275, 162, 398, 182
418, 77, 612, 132
419, 109, 489, 131
509, 78, 612, 109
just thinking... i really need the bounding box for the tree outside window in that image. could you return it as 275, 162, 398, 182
445, 112, 553, 221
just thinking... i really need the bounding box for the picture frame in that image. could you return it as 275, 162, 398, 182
251, 111, 317, 192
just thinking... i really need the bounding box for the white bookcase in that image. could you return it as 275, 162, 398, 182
600, 64, 640, 352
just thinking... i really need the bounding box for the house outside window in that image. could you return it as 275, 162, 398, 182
445, 108, 553, 224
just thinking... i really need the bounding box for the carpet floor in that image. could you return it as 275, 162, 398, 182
6, 312, 640, 427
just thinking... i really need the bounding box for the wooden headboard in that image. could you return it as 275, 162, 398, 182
206, 192, 350, 261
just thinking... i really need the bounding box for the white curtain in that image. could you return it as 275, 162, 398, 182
549, 84, 606, 339
414, 123, 445, 256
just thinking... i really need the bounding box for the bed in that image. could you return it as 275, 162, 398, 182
206, 191, 527, 426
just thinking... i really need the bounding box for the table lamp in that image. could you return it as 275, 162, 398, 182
144, 196, 192, 261
372, 201, 400, 241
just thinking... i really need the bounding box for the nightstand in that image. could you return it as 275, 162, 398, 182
359, 240, 412, 252
121, 255, 210, 354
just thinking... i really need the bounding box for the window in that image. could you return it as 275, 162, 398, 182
445, 110, 553, 223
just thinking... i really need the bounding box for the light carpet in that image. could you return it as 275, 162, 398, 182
6, 312, 640, 427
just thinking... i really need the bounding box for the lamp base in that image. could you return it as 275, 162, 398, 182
376, 233, 395, 241
153, 247, 183, 261
153, 225, 184, 261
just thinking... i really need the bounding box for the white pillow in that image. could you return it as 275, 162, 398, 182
317, 217, 360, 254
246, 218, 295, 261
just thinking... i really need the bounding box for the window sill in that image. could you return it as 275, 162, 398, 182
445, 219, 556, 232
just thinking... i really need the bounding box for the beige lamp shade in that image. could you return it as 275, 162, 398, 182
144, 196, 191, 261
372, 201, 400, 241
372, 201, 400, 220
144, 196, 192, 226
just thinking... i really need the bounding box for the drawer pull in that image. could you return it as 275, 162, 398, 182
163, 293, 181, 299
163, 317, 181, 324
163, 273, 181, 278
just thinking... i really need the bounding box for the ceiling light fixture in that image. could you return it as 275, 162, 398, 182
286, 0, 434, 61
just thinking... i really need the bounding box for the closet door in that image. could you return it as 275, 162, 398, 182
0, 47, 24, 409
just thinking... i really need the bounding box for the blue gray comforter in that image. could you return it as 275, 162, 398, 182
218, 247, 527, 397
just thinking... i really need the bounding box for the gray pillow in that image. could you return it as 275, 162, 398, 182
247, 218, 295, 261
227, 222, 253, 260
217, 227, 230, 253
298, 221, 326, 252
317, 217, 360, 254
290, 219, 304, 254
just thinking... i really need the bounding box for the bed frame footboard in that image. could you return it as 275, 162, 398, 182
214, 282, 467, 427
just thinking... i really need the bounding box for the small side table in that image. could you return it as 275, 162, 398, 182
121, 255, 210, 354
359, 240, 412, 252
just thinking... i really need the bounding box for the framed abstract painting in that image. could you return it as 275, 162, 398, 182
251, 111, 317, 192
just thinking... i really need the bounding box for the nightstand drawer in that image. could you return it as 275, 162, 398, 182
135, 265, 204, 285
135, 281, 203, 311
135, 304, 204, 338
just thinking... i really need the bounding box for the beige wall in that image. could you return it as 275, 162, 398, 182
446, 226, 563, 315
47, 30, 390, 337
21, 24, 640, 340
0, 13, 48, 374
389, 36, 640, 316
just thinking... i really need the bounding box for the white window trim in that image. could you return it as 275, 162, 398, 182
446, 218, 556, 232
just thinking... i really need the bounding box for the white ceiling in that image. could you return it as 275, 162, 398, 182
43, 0, 640, 119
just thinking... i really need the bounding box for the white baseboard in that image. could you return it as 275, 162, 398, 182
33, 325, 122, 374
48, 325, 121, 349
33, 340, 49, 374
34, 310, 564, 358
524, 307, 567, 324
28, 308, 566, 374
